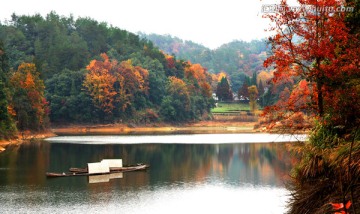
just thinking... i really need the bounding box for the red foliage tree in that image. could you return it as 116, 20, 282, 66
262, 0, 360, 131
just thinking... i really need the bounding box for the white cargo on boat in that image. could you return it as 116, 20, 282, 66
101, 159, 123, 168
87, 162, 110, 174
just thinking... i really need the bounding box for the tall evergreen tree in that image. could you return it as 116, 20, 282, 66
216, 77, 233, 101
258, 80, 265, 96
238, 82, 249, 100
251, 71, 257, 86
0, 41, 17, 139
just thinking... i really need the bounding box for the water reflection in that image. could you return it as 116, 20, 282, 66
88, 172, 123, 184
0, 135, 296, 213
0, 140, 294, 187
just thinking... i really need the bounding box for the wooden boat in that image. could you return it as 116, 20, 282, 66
46, 159, 149, 178
46, 164, 149, 177
69, 164, 148, 173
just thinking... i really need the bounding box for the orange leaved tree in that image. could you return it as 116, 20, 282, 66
84, 54, 149, 116
10, 63, 49, 131
115, 59, 149, 112
83, 53, 117, 114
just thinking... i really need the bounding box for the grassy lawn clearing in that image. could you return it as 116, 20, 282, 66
211, 102, 250, 113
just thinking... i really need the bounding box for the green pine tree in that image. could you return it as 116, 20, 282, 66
0, 42, 17, 139
216, 77, 233, 101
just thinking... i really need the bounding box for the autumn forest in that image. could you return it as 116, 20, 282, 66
0, 12, 221, 137
0, 0, 360, 213
0, 12, 278, 137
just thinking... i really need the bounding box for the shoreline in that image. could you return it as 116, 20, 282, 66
51, 121, 257, 135
0, 131, 57, 152
0, 121, 309, 152
0, 121, 258, 152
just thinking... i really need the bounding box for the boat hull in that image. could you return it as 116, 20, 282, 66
46, 164, 149, 178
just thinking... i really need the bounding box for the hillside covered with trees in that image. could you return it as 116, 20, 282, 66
141, 33, 271, 92
0, 12, 216, 139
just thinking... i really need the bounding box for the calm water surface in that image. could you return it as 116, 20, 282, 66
0, 133, 302, 213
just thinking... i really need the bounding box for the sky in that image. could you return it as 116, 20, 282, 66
0, 0, 279, 49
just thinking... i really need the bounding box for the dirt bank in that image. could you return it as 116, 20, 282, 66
0, 121, 257, 152
0, 130, 56, 153
52, 121, 257, 135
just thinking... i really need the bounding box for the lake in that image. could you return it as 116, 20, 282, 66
0, 133, 304, 213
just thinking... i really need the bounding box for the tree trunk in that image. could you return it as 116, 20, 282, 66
317, 80, 324, 117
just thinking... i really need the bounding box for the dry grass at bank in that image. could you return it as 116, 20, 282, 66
52, 121, 257, 135
0, 121, 257, 151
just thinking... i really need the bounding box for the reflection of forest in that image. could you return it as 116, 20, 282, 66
0, 140, 49, 186
0, 140, 295, 190
219, 143, 295, 186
